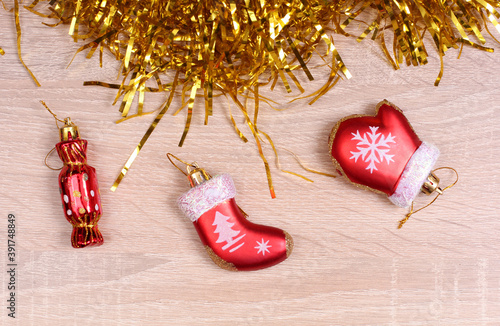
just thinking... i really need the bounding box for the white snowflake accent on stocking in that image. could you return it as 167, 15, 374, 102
212, 211, 246, 252
255, 238, 272, 256
350, 126, 396, 173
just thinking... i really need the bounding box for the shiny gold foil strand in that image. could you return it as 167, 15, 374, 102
284, 31, 314, 81
480, 10, 500, 43
115, 69, 138, 112
110, 71, 180, 191
477, 0, 500, 34
379, 19, 399, 69
68, 0, 81, 38
253, 84, 259, 127
356, 15, 381, 42
257, 129, 313, 183
446, 4, 493, 52
276, 41, 306, 92
14, 0, 41, 86
434, 30, 445, 86
455, 1, 486, 44
178, 79, 201, 147
118, 69, 160, 117
224, 87, 276, 198
263, 39, 293, 93
340, 1, 373, 29
231, 84, 316, 194
262, 129, 326, 183
383, 0, 412, 65
83, 80, 162, 93
346, 2, 404, 67
288, 68, 342, 105
223, 93, 249, 143
250, 125, 337, 183
413, 2, 451, 53
204, 19, 217, 123
319, 27, 352, 79
393, 1, 428, 66
450, 5, 476, 42
66, 29, 116, 68
275, 145, 338, 180
252, 5, 292, 92
23, 0, 53, 18
267, 8, 307, 92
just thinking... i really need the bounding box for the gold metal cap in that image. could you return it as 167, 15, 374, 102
59, 118, 80, 141
421, 172, 443, 195
186, 163, 211, 187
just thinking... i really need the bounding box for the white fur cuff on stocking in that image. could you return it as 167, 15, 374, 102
177, 174, 237, 222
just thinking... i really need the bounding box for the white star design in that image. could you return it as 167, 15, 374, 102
254, 238, 272, 256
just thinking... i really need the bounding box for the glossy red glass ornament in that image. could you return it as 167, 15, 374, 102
328, 100, 440, 208
177, 165, 293, 271
55, 119, 103, 248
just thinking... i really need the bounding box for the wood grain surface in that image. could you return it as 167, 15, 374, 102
1, 5, 500, 326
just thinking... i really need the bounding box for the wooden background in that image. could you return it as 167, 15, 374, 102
1, 4, 500, 325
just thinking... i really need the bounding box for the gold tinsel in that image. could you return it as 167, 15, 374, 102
11, 0, 500, 194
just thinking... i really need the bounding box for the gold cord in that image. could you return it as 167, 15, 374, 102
398, 167, 459, 228
41, 100, 66, 170
166, 153, 194, 176
44, 147, 63, 171
40, 100, 65, 129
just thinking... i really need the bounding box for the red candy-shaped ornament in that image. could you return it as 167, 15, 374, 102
328, 100, 442, 210
56, 119, 104, 248
176, 162, 293, 271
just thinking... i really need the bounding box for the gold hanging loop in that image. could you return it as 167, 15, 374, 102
166, 153, 196, 176
432, 167, 459, 192
44, 146, 63, 171
398, 167, 459, 228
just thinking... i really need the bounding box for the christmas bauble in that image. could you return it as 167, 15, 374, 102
56, 120, 104, 248
177, 166, 293, 271
328, 100, 440, 208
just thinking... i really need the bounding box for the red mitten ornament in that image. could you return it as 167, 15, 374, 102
54, 118, 104, 248
174, 159, 293, 271
328, 100, 452, 226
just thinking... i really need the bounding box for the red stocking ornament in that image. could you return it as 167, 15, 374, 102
173, 157, 293, 271
328, 100, 455, 227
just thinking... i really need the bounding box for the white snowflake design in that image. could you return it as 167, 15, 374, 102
254, 239, 272, 256
350, 126, 396, 173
